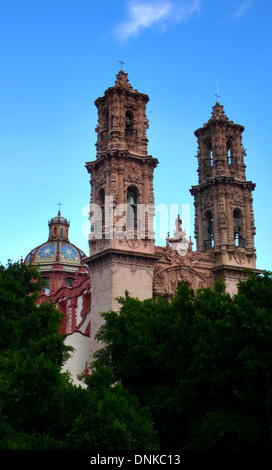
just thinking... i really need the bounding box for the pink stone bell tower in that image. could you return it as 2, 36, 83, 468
85, 68, 159, 356
190, 100, 256, 294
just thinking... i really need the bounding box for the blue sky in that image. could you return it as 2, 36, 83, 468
1, 0, 271, 271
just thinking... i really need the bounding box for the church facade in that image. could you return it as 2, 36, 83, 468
85, 68, 258, 359
26, 68, 259, 382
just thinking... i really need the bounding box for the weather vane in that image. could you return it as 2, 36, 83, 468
119, 60, 125, 70
215, 80, 220, 102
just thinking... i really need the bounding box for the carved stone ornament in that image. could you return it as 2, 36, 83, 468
153, 264, 215, 294
231, 189, 244, 209
233, 248, 246, 265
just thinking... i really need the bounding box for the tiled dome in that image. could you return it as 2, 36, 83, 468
25, 241, 86, 267
25, 210, 87, 271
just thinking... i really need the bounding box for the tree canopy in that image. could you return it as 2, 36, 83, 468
0, 262, 157, 450
2, 261, 272, 450
94, 271, 272, 450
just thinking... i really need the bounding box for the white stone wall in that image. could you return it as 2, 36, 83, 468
63, 332, 91, 387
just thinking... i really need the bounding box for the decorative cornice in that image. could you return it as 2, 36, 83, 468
85, 151, 158, 172
85, 247, 160, 268
190, 177, 255, 195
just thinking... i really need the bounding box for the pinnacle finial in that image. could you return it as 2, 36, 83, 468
209, 101, 229, 123
115, 66, 133, 90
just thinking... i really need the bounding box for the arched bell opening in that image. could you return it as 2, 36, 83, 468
125, 110, 134, 135
233, 208, 245, 247
203, 210, 214, 249
227, 140, 234, 165
127, 185, 138, 232
93, 188, 105, 236
209, 144, 213, 167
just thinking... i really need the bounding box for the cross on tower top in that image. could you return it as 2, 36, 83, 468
57, 202, 63, 213
119, 60, 125, 70
215, 80, 220, 102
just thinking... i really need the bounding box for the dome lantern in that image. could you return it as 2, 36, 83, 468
48, 207, 70, 242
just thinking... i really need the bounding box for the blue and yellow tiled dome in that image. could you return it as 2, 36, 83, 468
25, 210, 87, 271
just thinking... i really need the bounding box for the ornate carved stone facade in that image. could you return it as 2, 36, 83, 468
84, 69, 260, 359
24, 69, 261, 381
153, 244, 215, 298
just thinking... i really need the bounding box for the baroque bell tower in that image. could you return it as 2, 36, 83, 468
190, 101, 256, 293
85, 68, 159, 354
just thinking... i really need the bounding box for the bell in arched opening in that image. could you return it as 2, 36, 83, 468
204, 210, 214, 249
127, 186, 138, 232
233, 208, 245, 247
125, 110, 134, 135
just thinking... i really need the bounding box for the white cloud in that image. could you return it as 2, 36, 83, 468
174, 0, 201, 21
115, 0, 200, 41
234, 0, 254, 19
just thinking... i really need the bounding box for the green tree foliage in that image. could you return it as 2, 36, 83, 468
0, 262, 157, 450
65, 364, 158, 450
0, 262, 71, 447
95, 271, 272, 450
